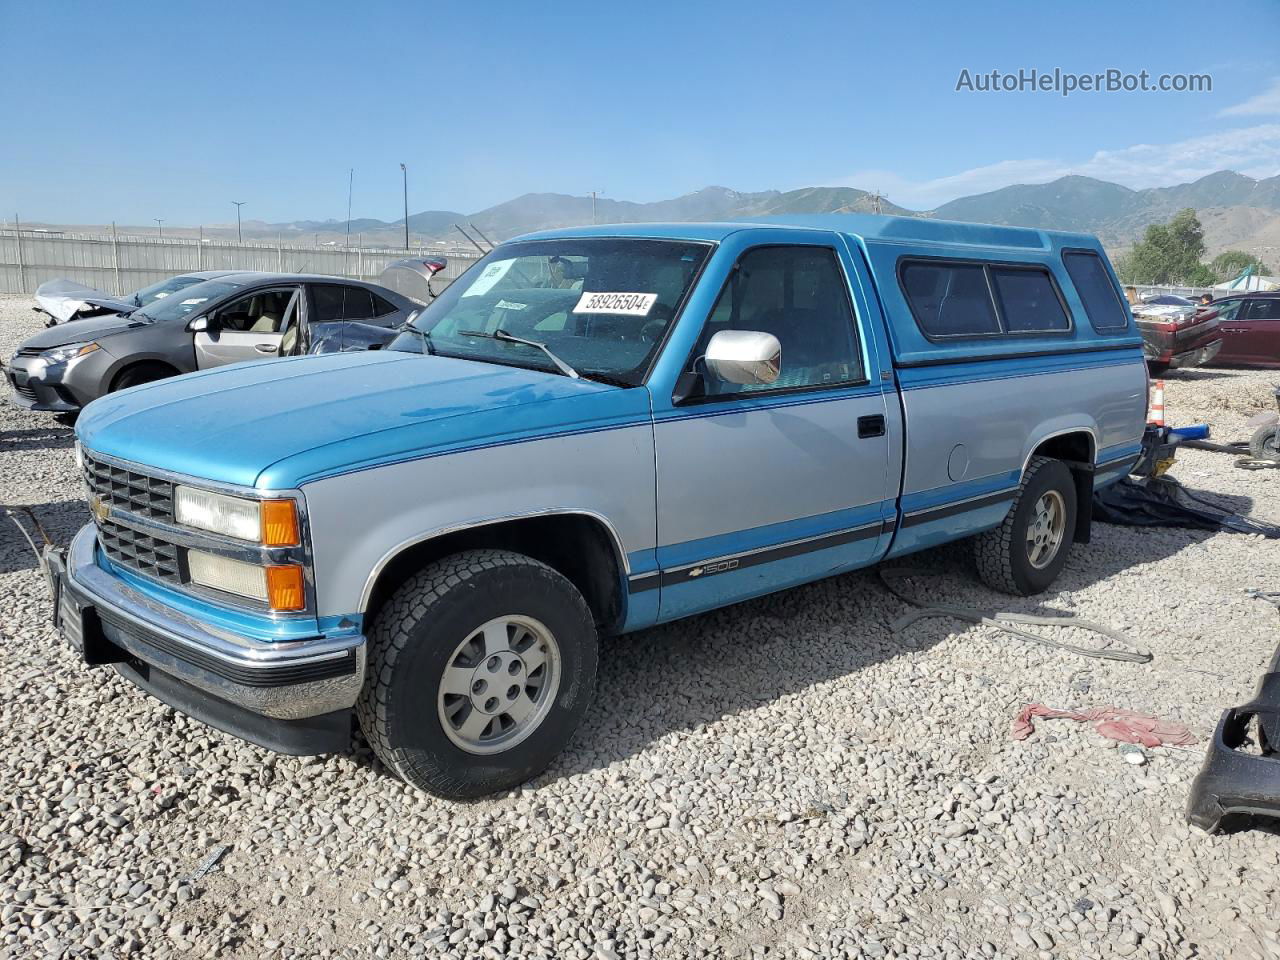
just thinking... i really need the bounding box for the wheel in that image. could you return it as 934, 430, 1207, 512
1249, 423, 1280, 462
357, 549, 598, 798
1146, 361, 1169, 376
974, 456, 1077, 596
111, 362, 175, 392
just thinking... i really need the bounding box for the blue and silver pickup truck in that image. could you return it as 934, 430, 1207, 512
49, 215, 1147, 797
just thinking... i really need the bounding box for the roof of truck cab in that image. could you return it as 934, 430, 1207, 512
514, 214, 1102, 251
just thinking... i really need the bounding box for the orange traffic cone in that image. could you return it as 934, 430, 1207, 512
1147, 378, 1166, 426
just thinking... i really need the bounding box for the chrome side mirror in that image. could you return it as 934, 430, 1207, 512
187, 316, 209, 332
704, 329, 781, 385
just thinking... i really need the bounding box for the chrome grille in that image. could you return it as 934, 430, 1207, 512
98, 520, 183, 584
83, 452, 175, 520
15, 346, 44, 358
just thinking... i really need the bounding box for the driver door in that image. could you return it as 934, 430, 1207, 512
195, 286, 301, 369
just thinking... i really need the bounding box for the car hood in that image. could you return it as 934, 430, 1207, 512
34, 278, 137, 323
76, 350, 647, 489
18, 313, 149, 351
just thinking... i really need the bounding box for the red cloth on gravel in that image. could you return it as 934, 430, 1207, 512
1011, 703, 1196, 747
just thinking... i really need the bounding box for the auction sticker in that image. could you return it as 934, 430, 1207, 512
572, 292, 657, 316
462, 259, 515, 297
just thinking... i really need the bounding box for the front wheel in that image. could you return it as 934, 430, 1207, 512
974, 456, 1077, 596
357, 550, 598, 798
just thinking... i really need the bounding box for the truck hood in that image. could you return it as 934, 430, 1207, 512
76, 351, 647, 489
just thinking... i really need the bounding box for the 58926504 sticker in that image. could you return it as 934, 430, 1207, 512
572, 292, 658, 316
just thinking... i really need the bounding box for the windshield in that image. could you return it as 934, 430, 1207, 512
130, 275, 205, 307
133, 279, 241, 323
388, 238, 711, 385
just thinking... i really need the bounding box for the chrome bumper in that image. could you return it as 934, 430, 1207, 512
65, 523, 365, 720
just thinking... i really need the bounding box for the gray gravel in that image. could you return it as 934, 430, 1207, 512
2, 294, 1280, 959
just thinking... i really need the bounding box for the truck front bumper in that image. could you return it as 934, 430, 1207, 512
58, 523, 364, 755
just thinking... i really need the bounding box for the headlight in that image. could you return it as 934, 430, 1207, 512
187, 551, 306, 611
174, 486, 300, 546
42, 342, 100, 365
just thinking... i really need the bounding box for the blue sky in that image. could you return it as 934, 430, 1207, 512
2, 0, 1279, 226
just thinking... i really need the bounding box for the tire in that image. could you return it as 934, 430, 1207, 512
1249, 423, 1280, 463
111, 362, 176, 392
357, 549, 598, 799
974, 456, 1077, 596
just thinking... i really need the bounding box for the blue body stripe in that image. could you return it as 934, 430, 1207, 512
900, 471, 1020, 513
896, 348, 1145, 391
655, 501, 890, 570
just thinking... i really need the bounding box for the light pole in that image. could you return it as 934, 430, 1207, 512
231, 201, 246, 243
400, 163, 409, 251
154, 218, 164, 238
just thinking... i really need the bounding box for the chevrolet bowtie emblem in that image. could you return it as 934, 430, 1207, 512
89, 495, 110, 524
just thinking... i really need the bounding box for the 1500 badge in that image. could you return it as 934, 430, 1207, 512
687, 559, 740, 579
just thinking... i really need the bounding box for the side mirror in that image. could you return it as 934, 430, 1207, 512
187, 316, 210, 332
704, 330, 781, 385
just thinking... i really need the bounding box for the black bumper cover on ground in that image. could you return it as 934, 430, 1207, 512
1187, 647, 1280, 833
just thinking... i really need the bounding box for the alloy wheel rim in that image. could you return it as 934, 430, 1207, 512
1026, 490, 1066, 569
437, 615, 561, 755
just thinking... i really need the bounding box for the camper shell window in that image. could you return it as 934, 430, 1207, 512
897, 257, 1073, 340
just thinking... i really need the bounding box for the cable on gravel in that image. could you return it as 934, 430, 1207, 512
879, 567, 1154, 664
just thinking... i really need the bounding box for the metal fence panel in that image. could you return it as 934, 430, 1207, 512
0, 230, 479, 295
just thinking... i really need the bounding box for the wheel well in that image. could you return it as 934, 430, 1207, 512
1029, 430, 1096, 544
364, 514, 625, 634
110, 360, 180, 392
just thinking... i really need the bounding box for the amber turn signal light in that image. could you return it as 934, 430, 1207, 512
261, 499, 300, 547
266, 564, 306, 612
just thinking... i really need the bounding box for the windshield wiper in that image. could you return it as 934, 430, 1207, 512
457, 328, 580, 379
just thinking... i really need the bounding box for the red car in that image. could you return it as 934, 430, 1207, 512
1132, 295, 1223, 374
1207, 292, 1280, 368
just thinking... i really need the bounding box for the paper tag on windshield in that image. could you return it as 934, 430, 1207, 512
461, 259, 515, 297
573, 292, 657, 316
495, 299, 528, 311
180, 298, 208, 305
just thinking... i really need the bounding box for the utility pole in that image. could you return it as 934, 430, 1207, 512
591, 190, 598, 224
232, 201, 246, 243
344, 168, 354, 249
400, 163, 409, 251
154, 218, 164, 238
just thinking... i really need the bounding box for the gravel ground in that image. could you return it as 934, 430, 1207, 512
2, 293, 1279, 960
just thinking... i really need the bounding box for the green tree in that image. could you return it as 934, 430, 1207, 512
1124, 209, 1207, 284
1209, 250, 1270, 281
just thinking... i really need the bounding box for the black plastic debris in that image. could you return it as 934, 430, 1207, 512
1187, 644, 1280, 834
1093, 475, 1280, 538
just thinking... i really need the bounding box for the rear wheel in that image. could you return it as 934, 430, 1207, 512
357, 549, 598, 798
974, 456, 1077, 596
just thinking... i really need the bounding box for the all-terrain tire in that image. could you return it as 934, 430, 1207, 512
357, 549, 598, 799
974, 456, 1077, 596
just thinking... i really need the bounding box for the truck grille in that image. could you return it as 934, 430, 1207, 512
98, 520, 183, 584
83, 451, 175, 520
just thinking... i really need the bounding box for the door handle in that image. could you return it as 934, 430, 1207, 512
857, 414, 886, 438
254, 343, 277, 353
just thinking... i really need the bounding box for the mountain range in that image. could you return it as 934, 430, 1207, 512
262, 171, 1280, 260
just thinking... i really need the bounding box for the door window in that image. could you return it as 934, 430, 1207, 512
342, 287, 376, 320
1244, 298, 1280, 321
1214, 299, 1243, 322
312, 283, 386, 322
690, 246, 863, 396
216, 288, 299, 332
